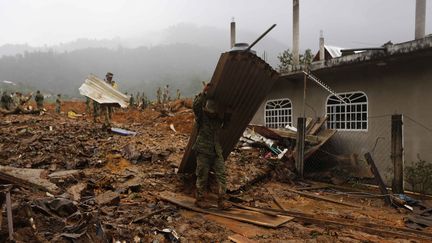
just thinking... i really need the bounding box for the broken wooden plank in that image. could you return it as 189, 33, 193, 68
364, 152, 392, 205
269, 127, 321, 145
0, 166, 58, 193
308, 116, 328, 135
228, 234, 258, 243
238, 204, 432, 241
159, 191, 293, 228
305, 118, 316, 134
48, 170, 81, 179
304, 129, 336, 161
295, 185, 328, 191
286, 188, 361, 208
266, 188, 286, 211
305, 117, 314, 132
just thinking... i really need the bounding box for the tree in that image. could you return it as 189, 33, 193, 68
277, 48, 313, 73
300, 49, 313, 66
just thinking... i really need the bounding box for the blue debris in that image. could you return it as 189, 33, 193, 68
110, 127, 137, 136
397, 194, 419, 206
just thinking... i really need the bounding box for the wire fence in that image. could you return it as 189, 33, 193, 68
305, 113, 432, 193
403, 114, 432, 193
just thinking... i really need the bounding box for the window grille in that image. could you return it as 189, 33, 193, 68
265, 98, 292, 128
326, 91, 368, 131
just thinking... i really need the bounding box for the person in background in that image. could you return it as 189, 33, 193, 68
129, 94, 135, 108
101, 72, 115, 128
85, 97, 91, 114
35, 90, 44, 110
156, 87, 162, 104
163, 84, 170, 103
55, 94, 62, 113
1, 91, 12, 110
176, 89, 181, 100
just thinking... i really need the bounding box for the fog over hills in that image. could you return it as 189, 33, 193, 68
0, 23, 291, 98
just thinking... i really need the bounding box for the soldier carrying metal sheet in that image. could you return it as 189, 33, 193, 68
192, 83, 232, 210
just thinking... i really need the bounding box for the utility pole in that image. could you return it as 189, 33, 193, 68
292, 0, 300, 66
391, 114, 404, 194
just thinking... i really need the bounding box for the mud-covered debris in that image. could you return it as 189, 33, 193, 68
48, 170, 82, 180
95, 190, 120, 206
67, 182, 87, 201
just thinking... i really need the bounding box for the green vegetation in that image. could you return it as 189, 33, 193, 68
0, 43, 218, 99
277, 48, 314, 73
405, 155, 432, 194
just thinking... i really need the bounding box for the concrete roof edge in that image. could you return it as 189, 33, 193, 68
280, 36, 432, 78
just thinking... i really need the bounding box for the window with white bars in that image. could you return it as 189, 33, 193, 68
264, 98, 292, 128
326, 91, 368, 131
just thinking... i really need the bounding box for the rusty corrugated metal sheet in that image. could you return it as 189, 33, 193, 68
178, 51, 279, 173
79, 75, 129, 108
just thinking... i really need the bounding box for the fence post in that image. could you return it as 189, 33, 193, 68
391, 114, 404, 194
296, 117, 306, 178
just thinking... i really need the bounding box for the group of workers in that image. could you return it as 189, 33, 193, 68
127, 92, 150, 109
2, 72, 230, 210
0, 90, 62, 114
156, 85, 181, 104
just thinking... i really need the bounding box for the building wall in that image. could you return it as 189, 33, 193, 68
251, 56, 432, 185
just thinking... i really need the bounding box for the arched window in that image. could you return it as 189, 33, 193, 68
326, 91, 368, 131
265, 98, 292, 128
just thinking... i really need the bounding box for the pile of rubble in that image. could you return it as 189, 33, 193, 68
1, 101, 432, 242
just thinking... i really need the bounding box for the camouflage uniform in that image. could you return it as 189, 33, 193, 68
102, 72, 115, 127
85, 97, 91, 114
1, 92, 12, 110
129, 95, 135, 107
35, 91, 44, 110
55, 95, 61, 113
176, 89, 181, 100
163, 85, 169, 103
156, 87, 162, 104
192, 92, 229, 208
93, 100, 100, 122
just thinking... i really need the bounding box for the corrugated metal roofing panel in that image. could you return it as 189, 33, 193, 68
324, 45, 342, 58
178, 51, 279, 173
79, 75, 129, 108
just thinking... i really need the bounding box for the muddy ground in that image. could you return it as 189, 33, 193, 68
0, 101, 431, 242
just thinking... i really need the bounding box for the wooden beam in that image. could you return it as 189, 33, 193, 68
286, 188, 361, 208
234, 204, 432, 241
266, 188, 287, 211
308, 116, 328, 135
228, 234, 258, 243
364, 153, 392, 205
269, 128, 321, 145
0, 166, 58, 193
304, 129, 336, 161
296, 117, 306, 178
158, 192, 293, 228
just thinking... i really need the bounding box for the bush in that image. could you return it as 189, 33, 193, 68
404, 155, 432, 194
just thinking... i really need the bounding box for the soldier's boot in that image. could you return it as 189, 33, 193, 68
195, 192, 211, 209
217, 194, 232, 210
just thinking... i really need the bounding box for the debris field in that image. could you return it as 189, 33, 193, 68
1, 101, 432, 242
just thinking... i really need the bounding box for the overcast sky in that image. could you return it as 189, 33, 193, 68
0, 0, 430, 49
